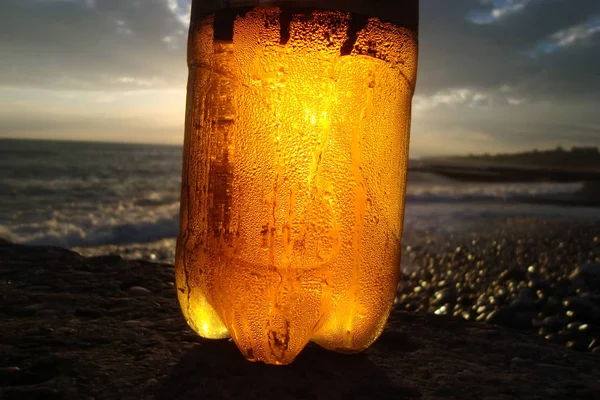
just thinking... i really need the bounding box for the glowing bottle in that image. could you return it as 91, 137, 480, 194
176, 0, 418, 365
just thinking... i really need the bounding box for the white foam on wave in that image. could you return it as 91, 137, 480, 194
0, 166, 591, 255
406, 181, 583, 203
0, 198, 180, 248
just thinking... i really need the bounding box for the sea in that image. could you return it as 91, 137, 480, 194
0, 138, 596, 264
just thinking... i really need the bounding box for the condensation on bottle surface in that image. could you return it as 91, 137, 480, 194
176, 4, 418, 365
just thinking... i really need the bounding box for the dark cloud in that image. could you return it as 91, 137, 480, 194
417, 0, 600, 101
0, 0, 188, 90
2, 0, 598, 98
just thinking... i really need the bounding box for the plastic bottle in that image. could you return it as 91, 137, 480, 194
176, 0, 419, 365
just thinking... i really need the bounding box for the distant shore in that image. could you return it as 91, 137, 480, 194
439, 146, 600, 171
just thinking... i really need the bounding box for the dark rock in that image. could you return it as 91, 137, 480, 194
500, 267, 527, 283
534, 363, 573, 378
22, 303, 46, 312
563, 296, 595, 319
552, 330, 575, 345
88, 254, 123, 263
545, 296, 561, 311
566, 340, 589, 352
571, 263, 600, 280
0, 367, 21, 386
2, 236, 600, 399
510, 357, 533, 368
566, 321, 584, 331
513, 312, 536, 330
533, 315, 568, 332
485, 306, 514, 327
55, 327, 76, 335
1, 387, 64, 400
75, 308, 104, 318
509, 290, 536, 310
126, 286, 153, 296
36, 309, 57, 317
528, 277, 545, 289
494, 285, 509, 301
26, 285, 52, 292
433, 288, 457, 305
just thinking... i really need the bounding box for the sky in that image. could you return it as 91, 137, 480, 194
0, 0, 599, 157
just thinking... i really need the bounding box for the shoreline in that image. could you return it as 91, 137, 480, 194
60, 198, 600, 265
47, 207, 600, 355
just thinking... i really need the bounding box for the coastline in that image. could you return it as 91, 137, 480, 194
65, 201, 600, 354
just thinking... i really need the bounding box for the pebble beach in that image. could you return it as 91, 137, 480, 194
399, 212, 600, 353
71, 205, 600, 354
2, 239, 599, 399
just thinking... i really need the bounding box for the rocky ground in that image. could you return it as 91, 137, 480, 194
74, 213, 600, 354
398, 217, 600, 354
1, 239, 600, 399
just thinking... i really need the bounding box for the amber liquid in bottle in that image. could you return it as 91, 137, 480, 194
176, 5, 418, 365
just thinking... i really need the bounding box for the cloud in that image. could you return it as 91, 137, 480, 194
414, 0, 600, 154
414, 88, 492, 112
552, 16, 600, 47
166, 0, 191, 26
467, 0, 535, 24
530, 16, 600, 56
0, 0, 190, 91
0, 0, 598, 153
507, 97, 526, 106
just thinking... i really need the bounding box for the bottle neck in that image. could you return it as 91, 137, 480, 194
191, 0, 418, 35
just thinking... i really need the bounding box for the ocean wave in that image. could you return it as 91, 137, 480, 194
0, 217, 179, 248
405, 181, 583, 203
0, 200, 180, 248
0, 181, 585, 248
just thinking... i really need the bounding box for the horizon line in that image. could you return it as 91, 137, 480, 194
0, 136, 184, 148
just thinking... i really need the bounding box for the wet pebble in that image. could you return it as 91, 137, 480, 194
533, 315, 568, 332
563, 296, 595, 319
509, 290, 536, 310
485, 307, 513, 327
397, 219, 600, 353
566, 340, 589, 352
433, 288, 457, 306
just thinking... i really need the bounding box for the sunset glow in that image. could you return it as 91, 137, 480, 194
1, 0, 599, 155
